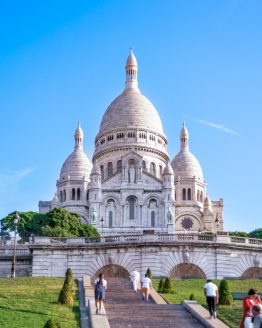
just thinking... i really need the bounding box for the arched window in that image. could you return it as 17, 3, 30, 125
187, 188, 191, 201
200, 191, 203, 202
72, 188, 75, 200
128, 196, 136, 220
182, 188, 186, 200
86, 191, 89, 200
100, 165, 104, 180
108, 162, 113, 177
63, 190, 66, 202
150, 162, 156, 176
197, 190, 200, 201
151, 211, 155, 227
142, 160, 146, 170
159, 165, 163, 177
117, 160, 122, 172
109, 211, 113, 228
77, 188, 81, 200
60, 191, 63, 202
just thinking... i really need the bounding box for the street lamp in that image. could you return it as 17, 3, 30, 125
100, 216, 105, 235
11, 212, 20, 278
215, 213, 219, 232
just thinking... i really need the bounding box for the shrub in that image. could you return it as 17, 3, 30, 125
162, 277, 173, 293
158, 278, 164, 292
219, 279, 233, 305
189, 293, 196, 300
58, 284, 73, 305
64, 268, 74, 290
43, 319, 59, 328
146, 268, 152, 279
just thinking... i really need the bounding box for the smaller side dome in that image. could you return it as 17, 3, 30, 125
91, 161, 101, 175
163, 163, 174, 175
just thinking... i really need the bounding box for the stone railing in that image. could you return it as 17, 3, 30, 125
0, 245, 30, 256
32, 234, 262, 247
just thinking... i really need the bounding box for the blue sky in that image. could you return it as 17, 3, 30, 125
0, 0, 261, 232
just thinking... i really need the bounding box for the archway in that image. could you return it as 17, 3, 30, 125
242, 267, 262, 279
169, 263, 206, 279
95, 264, 130, 278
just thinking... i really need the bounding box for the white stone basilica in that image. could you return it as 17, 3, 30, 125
39, 50, 224, 234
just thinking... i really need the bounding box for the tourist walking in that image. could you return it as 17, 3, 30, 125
130, 269, 140, 292
204, 279, 218, 319
251, 304, 262, 328
94, 273, 107, 315
141, 273, 152, 301
241, 289, 261, 328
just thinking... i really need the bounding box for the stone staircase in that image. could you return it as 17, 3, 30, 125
104, 278, 205, 328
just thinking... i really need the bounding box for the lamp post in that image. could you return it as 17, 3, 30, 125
215, 213, 219, 233
100, 216, 105, 235
11, 212, 20, 278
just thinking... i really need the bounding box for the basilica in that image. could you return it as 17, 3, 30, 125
39, 50, 224, 234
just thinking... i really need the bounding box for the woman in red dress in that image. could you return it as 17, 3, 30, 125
240, 289, 261, 328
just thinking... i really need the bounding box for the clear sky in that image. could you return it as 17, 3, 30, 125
0, 0, 261, 232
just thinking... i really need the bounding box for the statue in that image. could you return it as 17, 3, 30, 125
183, 247, 190, 263
91, 207, 97, 222
167, 205, 173, 223
129, 165, 136, 183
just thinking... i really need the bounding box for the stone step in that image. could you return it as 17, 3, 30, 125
104, 278, 205, 328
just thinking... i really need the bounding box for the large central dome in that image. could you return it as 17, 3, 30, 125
99, 88, 164, 134
98, 50, 164, 136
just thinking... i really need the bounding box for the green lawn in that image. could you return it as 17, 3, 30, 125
152, 279, 262, 328
0, 277, 80, 328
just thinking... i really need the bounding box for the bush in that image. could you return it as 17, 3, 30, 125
43, 319, 59, 328
219, 279, 233, 305
158, 278, 164, 292
58, 284, 73, 305
58, 269, 74, 305
189, 293, 196, 300
162, 277, 173, 293
146, 268, 152, 279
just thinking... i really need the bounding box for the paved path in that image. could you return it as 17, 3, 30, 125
104, 278, 205, 328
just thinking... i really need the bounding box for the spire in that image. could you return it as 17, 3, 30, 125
74, 122, 84, 151
125, 48, 139, 91
180, 122, 189, 151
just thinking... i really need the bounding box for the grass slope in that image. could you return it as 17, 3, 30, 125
0, 277, 80, 328
153, 279, 262, 328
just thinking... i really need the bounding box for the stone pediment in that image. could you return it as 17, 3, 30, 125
102, 172, 122, 187
142, 171, 163, 187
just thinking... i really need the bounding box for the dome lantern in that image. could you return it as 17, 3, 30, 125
125, 48, 139, 91
180, 122, 189, 151
74, 122, 84, 151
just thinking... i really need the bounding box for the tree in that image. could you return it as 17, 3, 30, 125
158, 278, 164, 292
146, 268, 152, 279
162, 277, 173, 293
229, 231, 249, 238
219, 279, 233, 305
1, 211, 48, 242
1, 208, 99, 240
249, 228, 262, 239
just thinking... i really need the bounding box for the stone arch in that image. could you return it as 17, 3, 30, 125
242, 267, 262, 279
95, 264, 130, 278
169, 263, 206, 279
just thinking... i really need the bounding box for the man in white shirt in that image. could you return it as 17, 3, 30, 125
130, 269, 140, 292
204, 279, 219, 319
141, 274, 152, 301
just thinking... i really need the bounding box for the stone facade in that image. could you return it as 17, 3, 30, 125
30, 235, 262, 279
39, 50, 223, 234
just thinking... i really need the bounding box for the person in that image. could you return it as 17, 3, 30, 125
130, 269, 140, 292
251, 304, 262, 328
141, 273, 152, 301
241, 289, 261, 328
94, 273, 107, 315
204, 279, 218, 319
